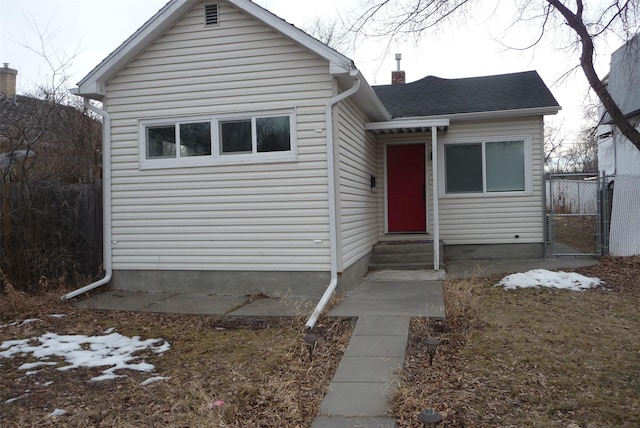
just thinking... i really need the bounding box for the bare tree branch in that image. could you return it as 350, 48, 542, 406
349, 0, 640, 151
547, 0, 640, 151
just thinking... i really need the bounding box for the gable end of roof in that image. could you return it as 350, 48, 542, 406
74, 0, 356, 99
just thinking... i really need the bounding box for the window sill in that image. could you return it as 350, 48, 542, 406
139, 153, 298, 170
439, 190, 532, 198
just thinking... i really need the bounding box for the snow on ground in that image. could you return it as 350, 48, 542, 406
0, 328, 170, 382
48, 408, 67, 417
496, 269, 603, 291
140, 375, 170, 386
0, 315, 66, 330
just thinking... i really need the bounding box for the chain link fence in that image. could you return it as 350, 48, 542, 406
609, 175, 640, 256
545, 173, 612, 256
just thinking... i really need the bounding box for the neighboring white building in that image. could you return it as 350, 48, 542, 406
597, 33, 640, 256
70, 0, 560, 297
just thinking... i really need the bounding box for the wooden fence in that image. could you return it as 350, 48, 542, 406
0, 181, 102, 289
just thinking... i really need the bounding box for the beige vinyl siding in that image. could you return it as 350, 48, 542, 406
438, 116, 544, 245
336, 97, 378, 270
374, 116, 544, 245
106, 1, 334, 271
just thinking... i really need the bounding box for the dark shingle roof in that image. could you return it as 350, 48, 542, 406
372, 71, 560, 118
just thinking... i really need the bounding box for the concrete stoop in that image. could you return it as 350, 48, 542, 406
369, 241, 443, 271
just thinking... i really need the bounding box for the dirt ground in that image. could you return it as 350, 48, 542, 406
394, 256, 640, 427
2, 256, 640, 427
0, 292, 353, 427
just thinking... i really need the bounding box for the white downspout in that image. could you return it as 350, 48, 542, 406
63, 98, 112, 299
305, 73, 361, 330
431, 126, 440, 270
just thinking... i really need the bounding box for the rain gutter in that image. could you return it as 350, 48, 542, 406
62, 98, 112, 300
305, 73, 361, 330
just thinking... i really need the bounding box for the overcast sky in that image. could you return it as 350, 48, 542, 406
0, 0, 626, 142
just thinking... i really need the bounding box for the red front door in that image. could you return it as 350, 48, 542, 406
387, 144, 426, 232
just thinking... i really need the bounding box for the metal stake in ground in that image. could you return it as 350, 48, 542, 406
303, 332, 317, 361
425, 337, 440, 366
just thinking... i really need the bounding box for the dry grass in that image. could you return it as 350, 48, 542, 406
394, 256, 640, 427
0, 291, 352, 427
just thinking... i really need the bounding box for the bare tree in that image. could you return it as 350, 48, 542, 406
545, 123, 566, 168
547, 101, 600, 173
349, 0, 640, 150
0, 24, 102, 291
553, 126, 599, 173
304, 16, 353, 55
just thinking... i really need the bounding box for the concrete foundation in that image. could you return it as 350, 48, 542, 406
444, 243, 544, 260
111, 270, 330, 298
337, 251, 370, 295
110, 252, 371, 298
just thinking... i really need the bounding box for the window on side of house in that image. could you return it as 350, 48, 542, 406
219, 114, 292, 156
443, 138, 529, 195
146, 121, 211, 159
140, 111, 296, 168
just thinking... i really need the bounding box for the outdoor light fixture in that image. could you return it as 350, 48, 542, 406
303, 332, 317, 361
418, 408, 443, 427
425, 337, 440, 366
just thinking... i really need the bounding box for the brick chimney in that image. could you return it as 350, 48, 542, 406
391, 53, 405, 85
0, 63, 18, 96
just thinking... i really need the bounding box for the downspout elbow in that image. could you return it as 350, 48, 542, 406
62, 98, 112, 300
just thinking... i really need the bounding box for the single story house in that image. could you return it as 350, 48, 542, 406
597, 33, 640, 256
68, 0, 560, 299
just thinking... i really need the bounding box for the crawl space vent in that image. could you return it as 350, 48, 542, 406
204, 4, 219, 26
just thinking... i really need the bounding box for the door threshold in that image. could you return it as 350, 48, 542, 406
379, 233, 430, 242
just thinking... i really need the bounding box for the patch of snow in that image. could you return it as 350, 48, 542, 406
48, 408, 67, 417
496, 269, 603, 291
0, 331, 170, 382
19, 361, 58, 370
103, 327, 115, 334
48, 314, 66, 319
0, 321, 18, 329
5, 397, 20, 404
0, 318, 41, 329
43, 381, 53, 387
140, 375, 169, 386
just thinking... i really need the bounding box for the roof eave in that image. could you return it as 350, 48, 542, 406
396, 106, 561, 122
75, 0, 195, 99
347, 71, 390, 121
229, 0, 354, 75
366, 118, 450, 131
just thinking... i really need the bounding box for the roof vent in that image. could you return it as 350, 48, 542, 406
204, 4, 219, 26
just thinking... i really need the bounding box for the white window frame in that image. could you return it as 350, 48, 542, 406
438, 136, 532, 197
138, 109, 297, 169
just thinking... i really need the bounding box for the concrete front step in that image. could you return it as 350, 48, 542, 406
369, 261, 435, 271
371, 251, 433, 263
372, 241, 433, 255
370, 241, 441, 271
369, 253, 433, 265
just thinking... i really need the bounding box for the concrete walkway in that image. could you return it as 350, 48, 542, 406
311, 276, 444, 427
